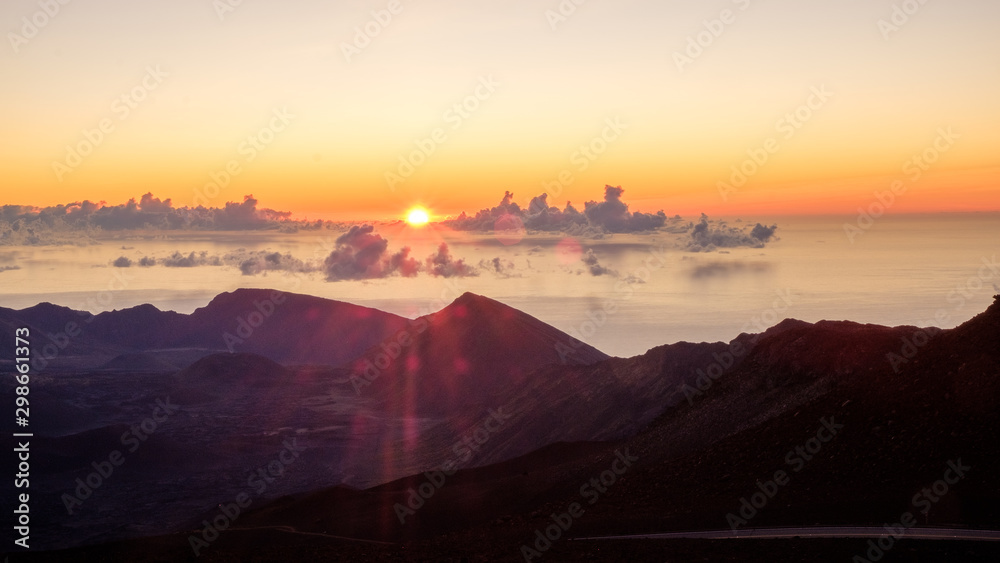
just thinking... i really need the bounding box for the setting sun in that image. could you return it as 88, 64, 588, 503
406, 208, 430, 226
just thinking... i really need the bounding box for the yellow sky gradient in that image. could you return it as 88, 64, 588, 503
2, 0, 998, 219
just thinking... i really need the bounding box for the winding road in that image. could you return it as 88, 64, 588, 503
574, 526, 1000, 542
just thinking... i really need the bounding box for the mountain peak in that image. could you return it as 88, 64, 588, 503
434, 292, 518, 322
201, 287, 288, 309
450, 291, 503, 307
365, 291, 609, 414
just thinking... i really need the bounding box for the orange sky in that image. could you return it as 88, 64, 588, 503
2, 0, 998, 219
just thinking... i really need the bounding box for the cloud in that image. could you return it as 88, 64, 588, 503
685, 214, 778, 252
479, 256, 519, 278
443, 185, 667, 237
118, 252, 222, 268
750, 223, 778, 242
322, 227, 478, 281
323, 225, 420, 281
581, 249, 617, 276
212, 195, 292, 230
321, 228, 479, 281
583, 186, 667, 233
442, 191, 527, 231
388, 246, 422, 278
224, 250, 315, 276
426, 243, 478, 278
161, 251, 222, 268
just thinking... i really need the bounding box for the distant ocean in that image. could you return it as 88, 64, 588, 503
1, 213, 996, 358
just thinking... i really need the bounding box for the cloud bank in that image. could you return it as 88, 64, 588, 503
1, 193, 327, 245
108, 224, 485, 282
443, 185, 668, 236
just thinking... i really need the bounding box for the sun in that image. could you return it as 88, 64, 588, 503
406, 208, 430, 226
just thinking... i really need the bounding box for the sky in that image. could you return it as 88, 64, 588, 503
2, 0, 999, 220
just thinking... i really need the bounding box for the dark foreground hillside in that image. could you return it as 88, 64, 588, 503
8, 297, 1000, 562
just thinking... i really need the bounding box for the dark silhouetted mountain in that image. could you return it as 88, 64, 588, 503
352, 292, 609, 414
0, 301, 88, 335
8, 295, 1000, 562
176, 289, 411, 365
0, 288, 412, 368
87, 303, 186, 349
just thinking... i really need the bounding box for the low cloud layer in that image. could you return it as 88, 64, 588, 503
109, 226, 486, 282
1, 193, 326, 245
443, 186, 669, 237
